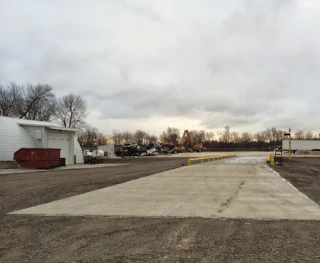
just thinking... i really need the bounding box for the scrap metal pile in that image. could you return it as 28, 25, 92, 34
121, 141, 172, 157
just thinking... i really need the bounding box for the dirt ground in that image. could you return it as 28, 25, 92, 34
1, 157, 320, 262
272, 157, 320, 205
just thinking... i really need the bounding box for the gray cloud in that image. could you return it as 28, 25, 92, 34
0, 0, 320, 134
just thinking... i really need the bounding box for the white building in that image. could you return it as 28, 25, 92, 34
0, 116, 84, 165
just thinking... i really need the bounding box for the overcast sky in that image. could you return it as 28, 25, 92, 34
1, 0, 319, 135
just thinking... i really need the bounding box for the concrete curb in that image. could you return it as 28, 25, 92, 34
188, 154, 237, 165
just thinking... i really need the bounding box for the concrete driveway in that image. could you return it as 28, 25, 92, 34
9, 157, 320, 220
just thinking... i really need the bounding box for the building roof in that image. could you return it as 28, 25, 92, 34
0, 116, 78, 132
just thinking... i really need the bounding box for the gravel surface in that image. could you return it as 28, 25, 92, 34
1, 156, 320, 262
272, 157, 320, 205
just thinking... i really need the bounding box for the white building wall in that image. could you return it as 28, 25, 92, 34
23, 126, 44, 148
0, 117, 36, 161
47, 130, 74, 165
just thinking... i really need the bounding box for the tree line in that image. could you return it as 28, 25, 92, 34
1, 82, 319, 149
78, 126, 320, 149
0, 82, 87, 128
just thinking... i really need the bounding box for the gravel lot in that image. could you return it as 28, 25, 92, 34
272, 157, 320, 205
1, 156, 320, 262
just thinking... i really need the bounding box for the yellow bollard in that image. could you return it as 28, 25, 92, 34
267, 154, 275, 166
188, 159, 192, 166
201, 159, 204, 163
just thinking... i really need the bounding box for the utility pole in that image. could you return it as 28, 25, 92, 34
284, 129, 292, 159
289, 128, 291, 159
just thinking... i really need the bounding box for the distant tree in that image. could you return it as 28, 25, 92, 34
241, 132, 252, 144
97, 133, 107, 146
264, 128, 272, 143
230, 132, 240, 144
221, 126, 231, 144
189, 130, 205, 143
122, 131, 133, 142
56, 94, 87, 128
271, 127, 278, 142
77, 125, 99, 148
112, 130, 123, 145
294, 130, 305, 140
205, 132, 215, 142
134, 129, 147, 144
304, 131, 314, 140
160, 127, 180, 144
254, 132, 266, 144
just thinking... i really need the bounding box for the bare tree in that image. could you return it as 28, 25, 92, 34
22, 84, 56, 121
254, 132, 266, 143
230, 132, 240, 143
294, 130, 305, 139
56, 94, 87, 128
0, 82, 23, 117
112, 130, 123, 145
221, 126, 231, 144
134, 129, 147, 143
264, 128, 272, 142
97, 133, 107, 146
205, 132, 214, 143
147, 134, 158, 144
122, 131, 133, 142
304, 131, 314, 140
160, 127, 180, 144
18, 83, 56, 120
241, 132, 252, 143
77, 125, 98, 148
0, 82, 56, 121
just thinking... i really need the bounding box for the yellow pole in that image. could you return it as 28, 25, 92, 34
289, 128, 291, 160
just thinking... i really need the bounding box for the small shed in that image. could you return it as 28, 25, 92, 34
0, 116, 84, 165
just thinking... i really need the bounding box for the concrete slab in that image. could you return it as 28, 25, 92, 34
9, 162, 320, 220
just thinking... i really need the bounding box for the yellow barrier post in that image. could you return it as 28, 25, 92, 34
267, 154, 275, 166
188, 159, 192, 166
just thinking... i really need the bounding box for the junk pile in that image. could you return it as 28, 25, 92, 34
121, 141, 172, 157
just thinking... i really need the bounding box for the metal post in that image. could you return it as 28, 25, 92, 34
289, 128, 291, 159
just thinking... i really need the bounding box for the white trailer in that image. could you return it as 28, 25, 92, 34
282, 140, 320, 151
98, 145, 116, 157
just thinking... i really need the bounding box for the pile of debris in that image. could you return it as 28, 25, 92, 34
121, 141, 168, 157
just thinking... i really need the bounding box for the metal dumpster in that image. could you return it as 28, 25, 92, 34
14, 148, 61, 169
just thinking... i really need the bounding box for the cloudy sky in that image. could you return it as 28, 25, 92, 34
1, 0, 319, 135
